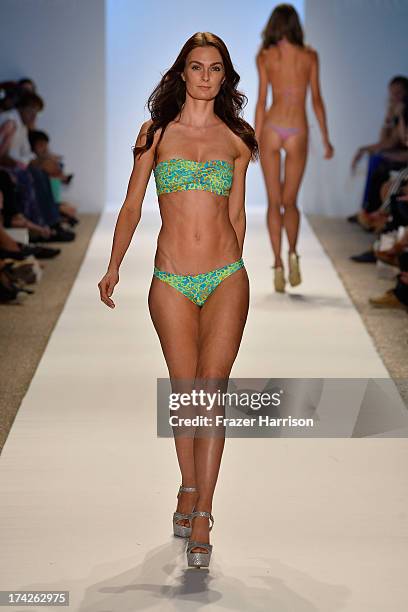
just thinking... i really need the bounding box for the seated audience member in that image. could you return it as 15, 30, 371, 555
0, 168, 60, 257
0, 81, 20, 112
0, 91, 74, 241
350, 168, 408, 263
369, 247, 408, 310
350, 96, 408, 268
29, 130, 78, 225
18, 77, 37, 94
349, 75, 408, 222
0, 75, 81, 304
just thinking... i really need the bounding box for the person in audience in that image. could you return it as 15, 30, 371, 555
18, 78, 37, 94
0, 168, 48, 238
0, 75, 81, 304
0, 90, 40, 165
18, 79, 39, 129
0, 169, 60, 258
29, 130, 78, 225
0, 187, 37, 303
0, 91, 75, 241
349, 75, 408, 223
353, 91, 408, 233
349, 160, 408, 310
369, 242, 408, 310
350, 97, 408, 263
375, 224, 408, 266
0, 81, 20, 112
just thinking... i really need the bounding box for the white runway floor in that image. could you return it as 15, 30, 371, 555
1, 207, 407, 611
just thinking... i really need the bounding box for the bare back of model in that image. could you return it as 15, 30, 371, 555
261, 40, 313, 133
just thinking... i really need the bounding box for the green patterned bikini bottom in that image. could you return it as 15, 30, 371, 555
153, 258, 245, 307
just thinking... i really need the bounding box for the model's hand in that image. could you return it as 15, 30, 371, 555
323, 140, 334, 159
98, 268, 119, 308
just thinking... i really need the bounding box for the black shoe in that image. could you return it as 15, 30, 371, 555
30, 245, 61, 258
0, 242, 34, 259
0, 247, 27, 260
0, 242, 40, 260
60, 211, 79, 227
49, 226, 75, 242
350, 250, 377, 263
1, 242, 61, 259
347, 213, 359, 223
31, 226, 75, 243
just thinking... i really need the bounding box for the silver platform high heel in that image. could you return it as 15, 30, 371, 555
173, 485, 197, 538
186, 510, 214, 569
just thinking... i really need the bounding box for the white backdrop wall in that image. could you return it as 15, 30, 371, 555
303, 0, 408, 215
106, 0, 304, 210
0, 0, 106, 213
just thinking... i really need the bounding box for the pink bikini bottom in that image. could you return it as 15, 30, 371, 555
264, 122, 301, 141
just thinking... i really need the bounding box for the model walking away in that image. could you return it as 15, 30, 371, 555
255, 3, 334, 292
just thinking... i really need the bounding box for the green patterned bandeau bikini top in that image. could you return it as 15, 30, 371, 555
153, 158, 234, 197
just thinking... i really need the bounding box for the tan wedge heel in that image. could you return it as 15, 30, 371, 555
273, 265, 286, 292
288, 252, 301, 286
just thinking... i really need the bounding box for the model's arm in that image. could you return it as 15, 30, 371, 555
228, 141, 251, 256
98, 119, 157, 308
254, 50, 268, 142
309, 49, 333, 158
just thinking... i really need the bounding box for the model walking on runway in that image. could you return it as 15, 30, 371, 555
255, 3, 334, 292
98, 32, 257, 568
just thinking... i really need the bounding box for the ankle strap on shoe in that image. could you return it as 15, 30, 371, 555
190, 510, 214, 530
178, 485, 197, 497
173, 511, 192, 520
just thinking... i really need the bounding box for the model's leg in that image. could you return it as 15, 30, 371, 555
190, 266, 249, 553
259, 128, 283, 267
148, 276, 200, 525
281, 131, 308, 253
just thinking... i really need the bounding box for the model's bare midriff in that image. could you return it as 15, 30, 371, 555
262, 45, 312, 130
154, 189, 240, 275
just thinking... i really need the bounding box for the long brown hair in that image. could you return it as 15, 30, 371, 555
133, 32, 258, 161
261, 4, 304, 49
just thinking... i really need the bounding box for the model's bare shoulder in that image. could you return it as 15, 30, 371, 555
135, 119, 160, 144
305, 45, 318, 62
256, 47, 268, 66
133, 119, 163, 159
